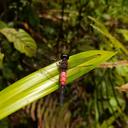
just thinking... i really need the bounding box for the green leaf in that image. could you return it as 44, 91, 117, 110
0, 52, 4, 69
0, 28, 37, 57
116, 66, 128, 77
88, 16, 128, 55
101, 113, 119, 128
109, 97, 125, 112
109, 97, 118, 110
0, 21, 8, 29
0, 50, 116, 120
117, 29, 128, 41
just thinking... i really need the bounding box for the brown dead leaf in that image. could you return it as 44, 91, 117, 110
115, 83, 128, 92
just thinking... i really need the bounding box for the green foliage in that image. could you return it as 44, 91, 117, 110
0, 0, 128, 127
117, 29, 128, 41
89, 16, 128, 54
0, 50, 115, 120
0, 52, 4, 69
0, 21, 8, 29
0, 118, 9, 128
0, 28, 37, 57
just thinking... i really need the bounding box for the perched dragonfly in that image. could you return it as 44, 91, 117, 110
39, 52, 99, 106
59, 54, 69, 105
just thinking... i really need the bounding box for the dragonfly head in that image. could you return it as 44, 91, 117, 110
61, 54, 69, 60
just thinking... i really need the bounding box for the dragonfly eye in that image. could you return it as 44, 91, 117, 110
61, 54, 69, 60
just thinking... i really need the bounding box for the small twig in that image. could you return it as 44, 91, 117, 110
39, 13, 68, 22
40, 9, 78, 14
38, 9, 78, 22
99, 60, 128, 68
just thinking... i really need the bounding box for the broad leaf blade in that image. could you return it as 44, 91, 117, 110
0, 50, 116, 120
0, 50, 114, 101
0, 28, 37, 57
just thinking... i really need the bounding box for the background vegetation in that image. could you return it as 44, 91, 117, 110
1, 0, 128, 127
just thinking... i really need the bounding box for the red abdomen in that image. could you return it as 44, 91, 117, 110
60, 71, 67, 87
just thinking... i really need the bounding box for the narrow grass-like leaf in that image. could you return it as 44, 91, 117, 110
88, 16, 128, 54
0, 50, 116, 120
117, 29, 128, 41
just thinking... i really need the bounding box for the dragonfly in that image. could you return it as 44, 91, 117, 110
41, 53, 98, 105
59, 54, 69, 105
